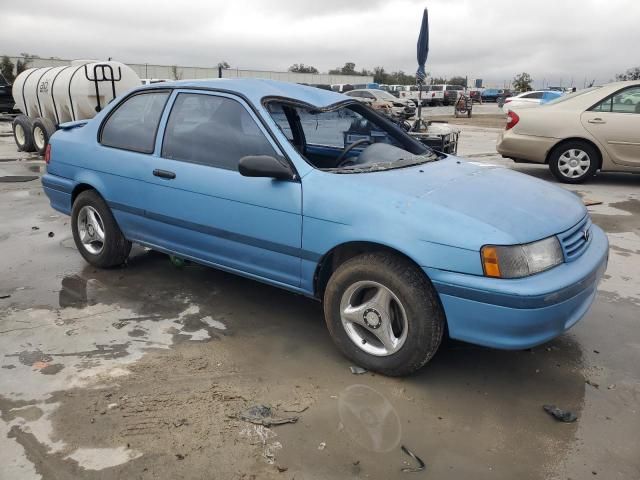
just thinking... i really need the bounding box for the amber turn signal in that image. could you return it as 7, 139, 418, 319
481, 246, 502, 278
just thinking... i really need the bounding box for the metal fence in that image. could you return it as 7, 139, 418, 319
2, 56, 373, 85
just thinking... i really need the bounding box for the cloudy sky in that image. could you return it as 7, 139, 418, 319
2, 0, 638, 87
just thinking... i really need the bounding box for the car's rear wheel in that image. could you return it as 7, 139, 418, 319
12, 115, 35, 152
323, 252, 445, 376
549, 141, 599, 184
71, 190, 132, 268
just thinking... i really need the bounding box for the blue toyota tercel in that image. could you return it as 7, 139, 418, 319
42, 79, 608, 376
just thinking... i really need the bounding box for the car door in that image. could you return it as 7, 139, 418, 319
581, 86, 640, 167
95, 89, 172, 240
140, 90, 303, 288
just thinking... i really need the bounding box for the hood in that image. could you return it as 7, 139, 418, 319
305, 157, 587, 250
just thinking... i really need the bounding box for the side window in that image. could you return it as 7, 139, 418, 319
267, 103, 294, 141
523, 92, 544, 99
297, 106, 401, 149
592, 97, 612, 112
100, 91, 169, 153
612, 87, 640, 113
161, 93, 277, 170
362, 92, 376, 99
592, 87, 640, 114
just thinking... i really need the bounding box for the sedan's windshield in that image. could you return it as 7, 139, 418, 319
266, 101, 437, 173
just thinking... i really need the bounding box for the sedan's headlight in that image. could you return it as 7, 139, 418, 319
481, 236, 563, 278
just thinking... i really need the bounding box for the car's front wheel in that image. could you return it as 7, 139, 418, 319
71, 190, 132, 268
323, 252, 445, 376
549, 141, 599, 184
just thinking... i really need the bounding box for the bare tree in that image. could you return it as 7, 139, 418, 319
170, 65, 182, 80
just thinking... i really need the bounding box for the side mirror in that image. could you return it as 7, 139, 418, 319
238, 155, 294, 180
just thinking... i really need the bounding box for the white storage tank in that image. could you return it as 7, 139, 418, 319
11, 60, 141, 154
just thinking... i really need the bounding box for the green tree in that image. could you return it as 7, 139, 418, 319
341, 62, 356, 75
448, 76, 467, 87
217, 61, 230, 69
1, 56, 15, 83
15, 52, 38, 76
513, 72, 533, 91
373, 66, 387, 84
615, 67, 640, 81
288, 63, 319, 74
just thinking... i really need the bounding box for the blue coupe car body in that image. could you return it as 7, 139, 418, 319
42, 79, 608, 351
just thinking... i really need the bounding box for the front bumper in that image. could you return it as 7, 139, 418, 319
427, 225, 609, 349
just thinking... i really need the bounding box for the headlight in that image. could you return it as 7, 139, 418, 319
481, 236, 563, 278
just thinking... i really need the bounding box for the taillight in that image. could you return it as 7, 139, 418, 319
44, 144, 51, 164
506, 111, 520, 130
505, 99, 512, 103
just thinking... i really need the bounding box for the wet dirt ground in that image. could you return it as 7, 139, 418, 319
1, 115, 639, 479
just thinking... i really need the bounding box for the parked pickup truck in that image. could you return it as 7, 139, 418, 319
398, 85, 426, 106
424, 85, 464, 106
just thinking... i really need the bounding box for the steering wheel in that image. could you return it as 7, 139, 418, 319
336, 139, 372, 167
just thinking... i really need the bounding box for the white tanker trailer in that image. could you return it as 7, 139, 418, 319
11, 60, 140, 154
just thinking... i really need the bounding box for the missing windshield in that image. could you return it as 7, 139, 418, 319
265, 99, 436, 173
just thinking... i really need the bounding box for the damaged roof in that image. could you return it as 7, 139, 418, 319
152, 78, 347, 108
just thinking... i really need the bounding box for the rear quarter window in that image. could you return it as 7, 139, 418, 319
100, 91, 170, 153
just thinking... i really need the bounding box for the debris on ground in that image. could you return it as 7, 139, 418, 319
318, 442, 326, 451
543, 404, 578, 423
263, 441, 282, 464
48, 231, 55, 238
583, 198, 603, 207
349, 366, 367, 375
400, 445, 426, 473
31, 226, 39, 230
0, 294, 10, 299
607, 384, 616, 390
0, 175, 38, 182
586, 379, 600, 389
169, 255, 186, 268
239, 404, 298, 427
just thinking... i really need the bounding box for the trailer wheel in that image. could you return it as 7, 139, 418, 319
12, 115, 35, 152
32, 118, 57, 155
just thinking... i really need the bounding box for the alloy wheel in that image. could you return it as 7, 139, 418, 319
77, 205, 106, 255
339, 281, 408, 357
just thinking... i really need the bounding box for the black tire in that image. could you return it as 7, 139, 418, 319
323, 252, 445, 376
549, 140, 599, 184
71, 190, 132, 268
32, 117, 57, 155
12, 115, 35, 152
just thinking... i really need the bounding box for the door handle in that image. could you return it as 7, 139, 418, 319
588, 118, 606, 124
153, 169, 176, 179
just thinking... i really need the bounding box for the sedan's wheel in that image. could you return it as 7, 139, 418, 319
71, 190, 132, 268
340, 280, 408, 356
77, 206, 106, 255
549, 141, 599, 184
324, 252, 445, 376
